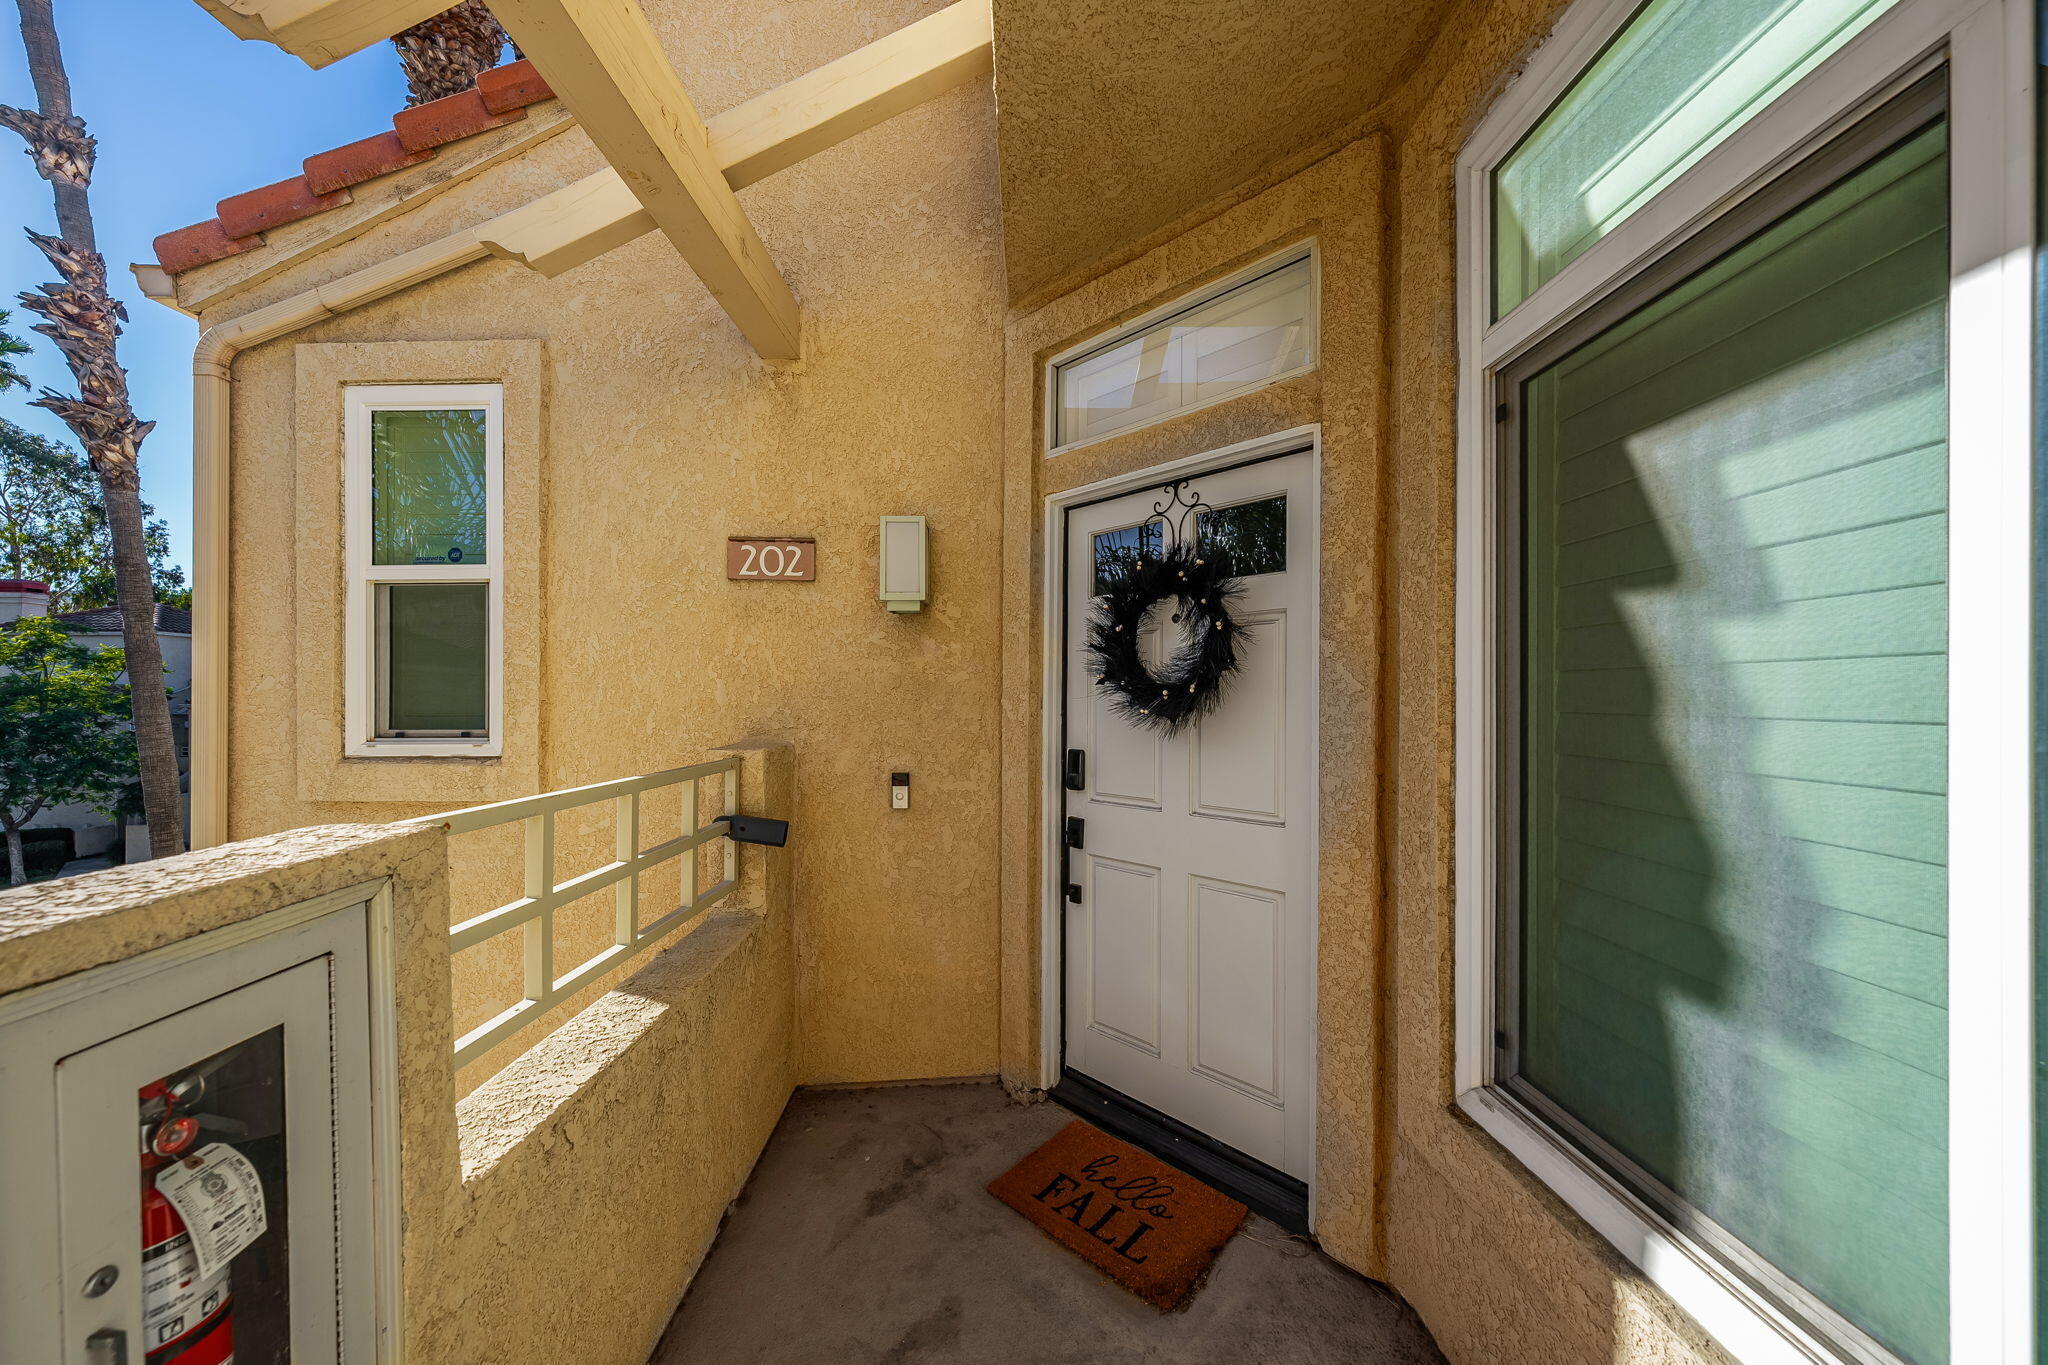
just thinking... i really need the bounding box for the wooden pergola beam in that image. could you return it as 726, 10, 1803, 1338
483, 0, 994, 277
711, 0, 993, 189
488, 0, 800, 358
188, 0, 994, 354
193, 0, 451, 68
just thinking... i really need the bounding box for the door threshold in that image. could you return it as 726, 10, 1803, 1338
1049, 1070, 1309, 1233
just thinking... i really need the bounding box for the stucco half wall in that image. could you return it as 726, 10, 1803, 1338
0, 738, 798, 1365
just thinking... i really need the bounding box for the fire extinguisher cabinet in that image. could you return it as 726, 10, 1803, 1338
0, 884, 397, 1365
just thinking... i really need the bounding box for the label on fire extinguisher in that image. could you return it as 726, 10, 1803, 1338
142, 1227, 231, 1352
155, 1143, 267, 1278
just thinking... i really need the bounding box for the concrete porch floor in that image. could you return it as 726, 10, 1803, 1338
650, 1081, 1445, 1364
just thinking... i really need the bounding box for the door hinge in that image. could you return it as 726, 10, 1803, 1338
1494, 1029, 1508, 1052
1494, 401, 1510, 424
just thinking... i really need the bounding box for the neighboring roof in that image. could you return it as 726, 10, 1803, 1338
46, 604, 194, 636
153, 58, 556, 276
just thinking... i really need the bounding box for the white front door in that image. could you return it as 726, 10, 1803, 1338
1061, 448, 1315, 1179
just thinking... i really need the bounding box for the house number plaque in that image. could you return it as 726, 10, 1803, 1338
726, 536, 816, 580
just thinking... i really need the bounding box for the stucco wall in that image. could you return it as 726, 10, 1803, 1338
1376, 0, 1732, 1360
995, 136, 1393, 1279
215, 0, 1005, 1089
991, 0, 1741, 1358
0, 738, 798, 1365
191, 0, 1765, 1357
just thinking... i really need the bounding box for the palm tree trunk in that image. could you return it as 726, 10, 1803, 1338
101, 469, 181, 854
4, 0, 183, 856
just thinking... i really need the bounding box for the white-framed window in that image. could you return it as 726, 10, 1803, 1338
1045, 245, 1318, 455
342, 383, 504, 758
1454, 1, 2034, 1363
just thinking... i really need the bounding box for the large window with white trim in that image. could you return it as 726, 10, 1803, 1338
1457, 0, 2035, 1361
1510, 96, 1948, 1362
343, 384, 503, 757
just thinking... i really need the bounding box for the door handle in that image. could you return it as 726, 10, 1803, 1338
1064, 817, 1085, 850
87, 1329, 128, 1365
1064, 749, 1086, 792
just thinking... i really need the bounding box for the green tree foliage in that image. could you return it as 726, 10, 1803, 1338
0, 614, 135, 884
0, 308, 27, 393
0, 418, 185, 610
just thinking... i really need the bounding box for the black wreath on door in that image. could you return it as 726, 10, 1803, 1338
1085, 481, 1250, 734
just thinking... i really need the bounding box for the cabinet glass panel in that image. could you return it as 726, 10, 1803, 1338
138, 1026, 291, 1364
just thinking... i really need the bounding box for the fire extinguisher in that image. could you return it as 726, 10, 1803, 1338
139, 1077, 236, 1365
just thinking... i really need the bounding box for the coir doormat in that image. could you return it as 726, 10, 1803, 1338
987, 1119, 1246, 1309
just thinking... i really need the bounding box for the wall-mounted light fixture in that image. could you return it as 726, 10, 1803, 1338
879, 516, 927, 613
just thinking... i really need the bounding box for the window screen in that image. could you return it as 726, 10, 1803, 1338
1493, 0, 1901, 318
1513, 118, 1948, 1361
379, 583, 489, 735
1053, 254, 1315, 450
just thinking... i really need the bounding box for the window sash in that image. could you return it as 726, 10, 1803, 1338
373, 582, 491, 738
1045, 246, 1319, 454
342, 385, 505, 757
1491, 0, 1904, 318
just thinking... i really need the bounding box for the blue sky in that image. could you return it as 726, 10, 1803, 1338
1, 0, 416, 580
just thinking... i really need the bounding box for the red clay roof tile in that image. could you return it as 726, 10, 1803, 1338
152, 218, 262, 274
393, 87, 527, 154
152, 59, 560, 279
216, 175, 352, 238
303, 130, 433, 196
477, 58, 553, 115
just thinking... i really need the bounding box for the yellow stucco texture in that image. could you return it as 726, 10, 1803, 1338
989, 0, 1456, 307
1375, 0, 1735, 1360
218, 0, 1005, 1090
997, 136, 1393, 1282
0, 741, 798, 1365
415, 738, 799, 1365
187, 0, 1770, 1356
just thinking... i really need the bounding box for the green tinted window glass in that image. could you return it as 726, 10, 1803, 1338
1493, 0, 1899, 318
1197, 495, 1286, 576
371, 408, 488, 566
380, 583, 488, 734
1518, 123, 1947, 1360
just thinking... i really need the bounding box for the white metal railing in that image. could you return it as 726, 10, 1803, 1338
416, 756, 741, 1066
